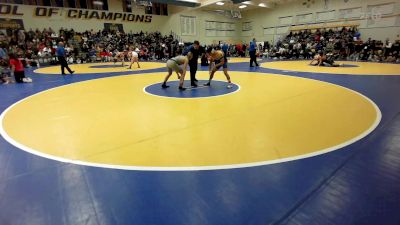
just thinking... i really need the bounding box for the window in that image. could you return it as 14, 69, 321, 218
123, 1, 167, 15
0, 0, 109, 10
66, 0, 75, 8
161, 4, 167, 16
78, 0, 87, 8
123, 0, 132, 12
206, 20, 235, 37
242, 21, 252, 31
54, 0, 63, 7
43, 0, 51, 6
101, 0, 108, 10
181, 15, 196, 36
1, 0, 37, 4
0, 0, 23, 4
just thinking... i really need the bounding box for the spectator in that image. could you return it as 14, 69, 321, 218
0, 26, 398, 67
0, 44, 7, 59
87, 47, 96, 62
9, 53, 26, 83
0, 59, 11, 84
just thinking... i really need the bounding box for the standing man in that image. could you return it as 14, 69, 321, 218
249, 38, 259, 67
187, 40, 201, 87
221, 42, 229, 58
57, 42, 74, 75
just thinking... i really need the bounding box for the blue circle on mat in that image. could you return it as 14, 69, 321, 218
309, 64, 359, 68
90, 65, 128, 68
144, 80, 240, 98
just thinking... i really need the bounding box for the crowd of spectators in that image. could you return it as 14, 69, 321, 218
1, 26, 399, 84
0, 27, 183, 65
260, 27, 400, 63
0, 27, 185, 83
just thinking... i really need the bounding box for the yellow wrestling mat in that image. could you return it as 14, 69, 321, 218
34, 62, 165, 74
34, 59, 252, 75
261, 61, 400, 75
0, 71, 380, 170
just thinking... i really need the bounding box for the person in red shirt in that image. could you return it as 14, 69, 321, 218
236, 43, 243, 57
38, 42, 46, 51
100, 50, 107, 62
9, 53, 25, 83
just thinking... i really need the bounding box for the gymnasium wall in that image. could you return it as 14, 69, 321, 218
0, 0, 239, 44
0, 2, 163, 33
2, 0, 399, 45
241, 0, 400, 43
161, 6, 240, 44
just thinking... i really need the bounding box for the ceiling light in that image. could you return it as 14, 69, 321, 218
216, 2, 224, 5
243, 1, 251, 4
239, 5, 247, 9
93, 0, 104, 6
258, 3, 267, 7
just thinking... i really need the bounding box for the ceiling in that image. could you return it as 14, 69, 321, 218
155, 0, 302, 10
199, 0, 272, 11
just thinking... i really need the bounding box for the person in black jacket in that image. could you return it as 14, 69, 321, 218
187, 40, 202, 87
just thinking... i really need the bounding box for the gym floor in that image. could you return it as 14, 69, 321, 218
0, 59, 399, 225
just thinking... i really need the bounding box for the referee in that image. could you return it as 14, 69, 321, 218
187, 40, 201, 87
57, 42, 74, 75
249, 38, 259, 67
